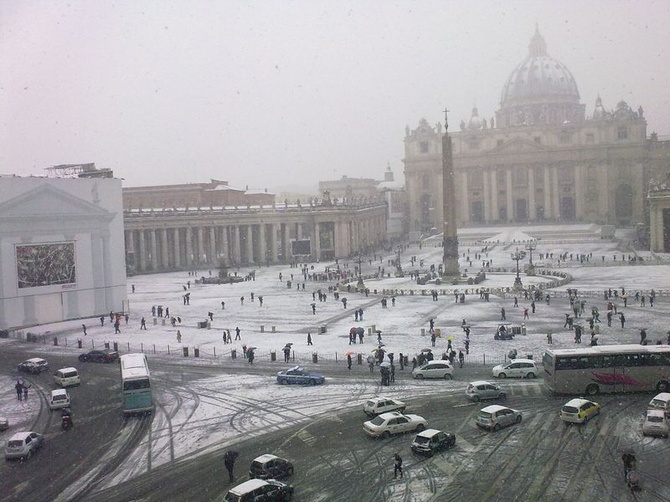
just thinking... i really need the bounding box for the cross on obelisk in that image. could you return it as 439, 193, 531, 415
442, 107, 459, 277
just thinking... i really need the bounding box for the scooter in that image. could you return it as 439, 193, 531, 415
61, 408, 73, 430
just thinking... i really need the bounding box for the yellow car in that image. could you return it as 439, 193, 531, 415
559, 398, 601, 424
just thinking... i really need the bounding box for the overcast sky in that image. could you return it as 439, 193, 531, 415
1, 0, 669, 192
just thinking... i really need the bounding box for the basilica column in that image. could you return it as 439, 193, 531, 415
220, 226, 229, 266
544, 166, 552, 219
209, 227, 216, 265
552, 167, 560, 220
490, 171, 499, 221
161, 228, 169, 269
233, 225, 241, 264
282, 223, 291, 262
313, 222, 321, 261
185, 227, 193, 268
259, 223, 267, 264
528, 168, 536, 220
246, 225, 253, 264
173, 228, 181, 269
197, 226, 205, 264
126, 230, 136, 269
506, 170, 513, 222
150, 229, 158, 270
483, 170, 491, 222
138, 230, 147, 272
270, 224, 278, 262
574, 165, 584, 219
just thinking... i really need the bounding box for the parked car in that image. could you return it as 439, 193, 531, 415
411, 428, 456, 455
642, 409, 669, 438
491, 359, 538, 379
412, 361, 453, 380
559, 398, 601, 424
224, 478, 294, 502
48, 389, 71, 410
276, 366, 325, 385
476, 405, 522, 431
465, 381, 507, 402
4, 431, 44, 460
364, 397, 406, 417
249, 454, 294, 479
648, 392, 670, 416
17, 358, 49, 374
78, 349, 119, 363
0, 416, 8, 431
363, 411, 427, 438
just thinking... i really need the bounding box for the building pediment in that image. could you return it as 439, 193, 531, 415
0, 184, 112, 221
491, 137, 547, 154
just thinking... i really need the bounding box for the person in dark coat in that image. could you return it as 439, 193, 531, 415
393, 453, 403, 479
347, 354, 352, 370
224, 450, 238, 483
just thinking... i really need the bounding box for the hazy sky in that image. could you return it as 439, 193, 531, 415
1, 1, 669, 192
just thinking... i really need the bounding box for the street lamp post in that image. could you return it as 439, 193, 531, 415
525, 240, 537, 276
510, 247, 526, 289
356, 252, 365, 289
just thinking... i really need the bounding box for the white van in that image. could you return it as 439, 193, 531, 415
53, 367, 80, 388
48, 389, 71, 410
648, 392, 670, 416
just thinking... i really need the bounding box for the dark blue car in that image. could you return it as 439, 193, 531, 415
276, 366, 325, 386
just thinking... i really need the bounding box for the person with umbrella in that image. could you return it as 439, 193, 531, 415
223, 450, 239, 483
283, 344, 292, 363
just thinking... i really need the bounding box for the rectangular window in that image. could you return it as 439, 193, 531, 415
534, 137, 542, 144
420, 141, 429, 153
586, 133, 594, 143
617, 127, 628, 140
559, 131, 572, 144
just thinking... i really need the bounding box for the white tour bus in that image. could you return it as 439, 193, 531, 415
120, 353, 153, 415
543, 344, 670, 395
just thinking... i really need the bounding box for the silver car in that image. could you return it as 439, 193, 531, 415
476, 405, 522, 431
412, 361, 453, 380
4, 431, 44, 460
465, 381, 507, 402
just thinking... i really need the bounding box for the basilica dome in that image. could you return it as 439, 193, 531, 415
496, 28, 585, 127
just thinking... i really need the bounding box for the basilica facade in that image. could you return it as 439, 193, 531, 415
403, 28, 670, 235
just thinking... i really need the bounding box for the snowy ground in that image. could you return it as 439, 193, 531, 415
2, 224, 669, 495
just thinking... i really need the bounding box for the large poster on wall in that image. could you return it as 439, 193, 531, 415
16, 242, 76, 289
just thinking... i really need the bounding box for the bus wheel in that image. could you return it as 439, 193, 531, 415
585, 384, 599, 396
657, 380, 670, 392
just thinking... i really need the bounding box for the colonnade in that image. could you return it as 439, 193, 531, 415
124, 205, 387, 273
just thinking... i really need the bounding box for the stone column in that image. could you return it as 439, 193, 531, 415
544, 166, 552, 219
150, 229, 158, 270
246, 225, 253, 264
126, 230, 135, 266
313, 222, 320, 261
270, 224, 278, 262
138, 230, 147, 272
173, 228, 181, 269
574, 165, 583, 219
197, 226, 205, 264
490, 171, 499, 221
528, 168, 536, 220
209, 227, 217, 265
185, 227, 193, 268
483, 170, 491, 222
233, 225, 241, 264
259, 223, 267, 264
552, 167, 560, 220
161, 228, 169, 269
220, 226, 229, 266
282, 223, 291, 262
506, 170, 513, 222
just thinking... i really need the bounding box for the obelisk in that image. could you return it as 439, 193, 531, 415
442, 108, 459, 277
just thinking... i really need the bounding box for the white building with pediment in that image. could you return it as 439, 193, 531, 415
0, 176, 126, 331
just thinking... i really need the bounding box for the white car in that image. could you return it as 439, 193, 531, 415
465, 381, 507, 402
412, 361, 453, 380
648, 392, 670, 416
642, 410, 669, 438
48, 389, 71, 410
363, 411, 427, 438
4, 431, 44, 460
492, 359, 538, 379
363, 398, 406, 417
